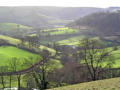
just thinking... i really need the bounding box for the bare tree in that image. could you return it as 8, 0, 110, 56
9, 58, 22, 90
78, 38, 114, 81
31, 50, 50, 90
25, 36, 40, 49
0, 66, 8, 89
7, 65, 13, 90
23, 73, 36, 90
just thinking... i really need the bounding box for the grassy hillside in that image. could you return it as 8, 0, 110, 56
37, 27, 120, 46
0, 34, 56, 55
48, 77, 120, 90
57, 36, 85, 45
0, 23, 32, 30
0, 46, 40, 70
39, 45, 56, 56
0, 23, 32, 36
0, 46, 62, 88
111, 47, 120, 68
38, 27, 87, 45
0, 35, 21, 45
40, 27, 79, 36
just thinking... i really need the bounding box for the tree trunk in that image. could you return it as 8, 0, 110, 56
9, 75, 12, 90
17, 75, 21, 90
1, 76, 5, 89
32, 72, 41, 89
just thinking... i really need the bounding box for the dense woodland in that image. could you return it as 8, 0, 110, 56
68, 11, 120, 35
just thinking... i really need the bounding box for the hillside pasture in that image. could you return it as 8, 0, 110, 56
111, 47, 120, 68
38, 27, 86, 45
0, 46, 41, 70
39, 45, 56, 56
0, 23, 32, 31
40, 27, 79, 36
0, 34, 56, 55
0, 23, 32, 35
57, 36, 85, 45
48, 77, 120, 90
0, 35, 21, 45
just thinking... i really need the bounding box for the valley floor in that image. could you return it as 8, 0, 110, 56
48, 77, 120, 90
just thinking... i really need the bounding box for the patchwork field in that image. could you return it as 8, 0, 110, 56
0, 23, 119, 89
38, 27, 87, 45
48, 77, 120, 90
0, 34, 120, 68
0, 34, 56, 55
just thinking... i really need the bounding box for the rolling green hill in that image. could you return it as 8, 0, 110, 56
0, 23, 32, 36
0, 46, 40, 70
1, 6, 120, 28
40, 27, 79, 36
48, 77, 120, 90
0, 35, 21, 45
0, 23, 32, 31
0, 34, 56, 55
110, 47, 120, 68
57, 36, 85, 45
0, 6, 104, 28
38, 27, 86, 45
0, 45, 62, 88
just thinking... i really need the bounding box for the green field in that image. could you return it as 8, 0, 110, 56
0, 35, 21, 45
79, 46, 120, 68
0, 23, 32, 36
0, 46, 40, 70
48, 77, 120, 90
111, 47, 120, 68
38, 27, 86, 45
39, 45, 56, 56
0, 34, 56, 55
57, 36, 85, 45
0, 45, 62, 88
0, 23, 32, 32
0, 34, 119, 68
0, 46, 62, 88
40, 27, 79, 36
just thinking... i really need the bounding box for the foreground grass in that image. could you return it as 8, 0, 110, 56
48, 77, 120, 90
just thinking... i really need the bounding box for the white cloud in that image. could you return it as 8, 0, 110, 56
0, 0, 120, 7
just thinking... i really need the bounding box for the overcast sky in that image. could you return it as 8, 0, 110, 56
0, 0, 119, 8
